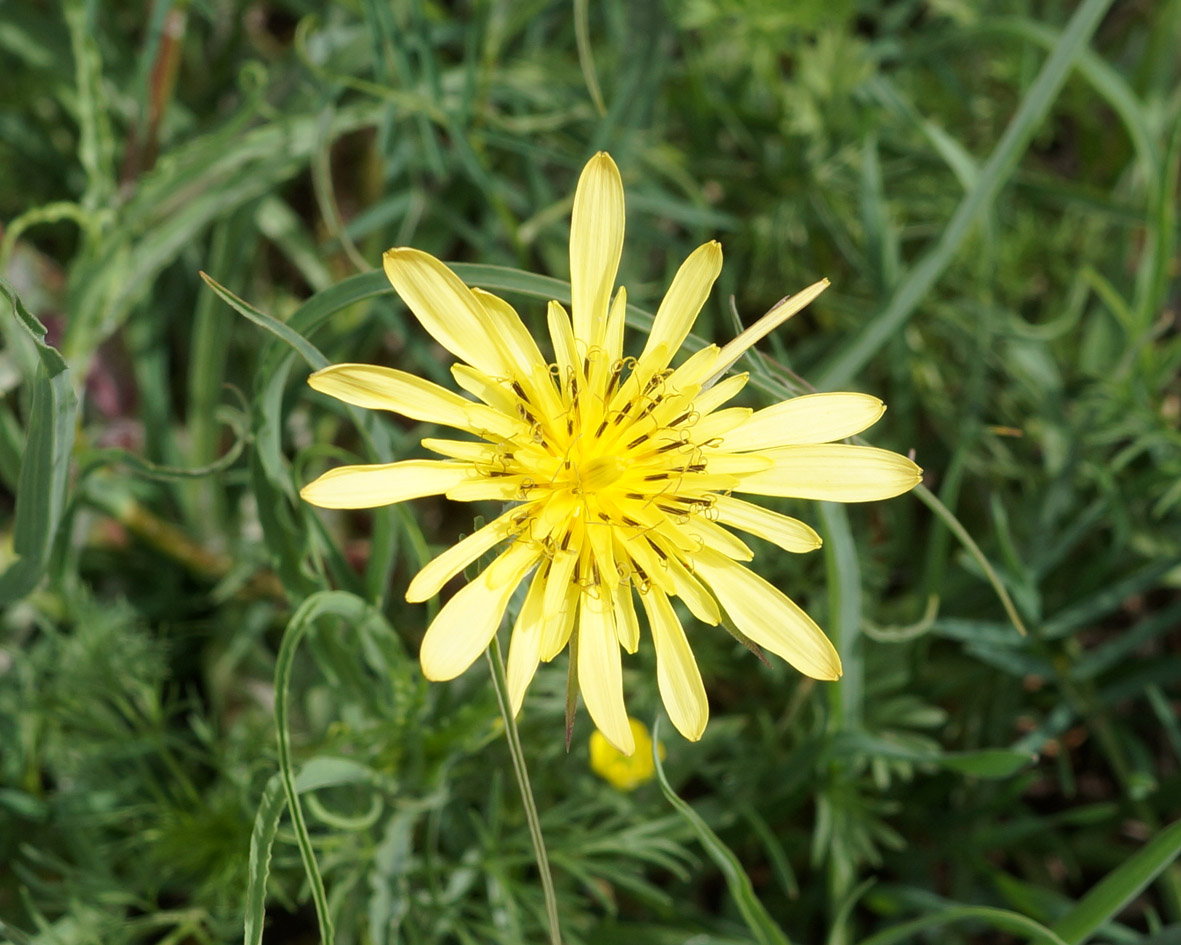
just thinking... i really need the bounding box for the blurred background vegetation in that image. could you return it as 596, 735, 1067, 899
2, 0, 1180, 943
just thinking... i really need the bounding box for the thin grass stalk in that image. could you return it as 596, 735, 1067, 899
485, 636, 562, 945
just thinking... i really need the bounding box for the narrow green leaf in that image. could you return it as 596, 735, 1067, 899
833, 733, 1036, 778
858, 905, 1068, 945
913, 484, 1029, 637
1051, 818, 1181, 944
819, 502, 862, 730
573, 0, 607, 115
200, 271, 329, 370
652, 719, 791, 945
243, 774, 285, 945
938, 749, 1038, 779
816, 0, 1117, 387
272, 591, 391, 945
0, 280, 78, 604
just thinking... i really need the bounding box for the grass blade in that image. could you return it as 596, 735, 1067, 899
200, 271, 328, 370
819, 502, 862, 730
652, 719, 791, 945
858, 905, 1068, 945
243, 774, 286, 945
0, 280, 78, 604
816, 0, 1116, 387
272, 591, 389, 945
1051, 818, 1181, 944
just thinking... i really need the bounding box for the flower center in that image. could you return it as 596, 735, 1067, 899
572, 454, 624, 492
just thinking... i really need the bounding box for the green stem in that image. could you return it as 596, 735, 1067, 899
485, 636, 562, 945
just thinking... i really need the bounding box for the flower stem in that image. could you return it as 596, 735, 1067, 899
485, 636, 562, 945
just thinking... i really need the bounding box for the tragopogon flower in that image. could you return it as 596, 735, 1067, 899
590, 718, 663, 791
301, 152, 920, 754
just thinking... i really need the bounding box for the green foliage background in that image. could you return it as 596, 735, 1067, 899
2, 0, 1180, 943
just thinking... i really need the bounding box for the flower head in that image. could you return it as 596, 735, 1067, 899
590, 718, 663, 791
301, 152, 921, 754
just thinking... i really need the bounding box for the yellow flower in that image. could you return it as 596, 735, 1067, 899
590, 718, 663, 791
301, 152, 921, 755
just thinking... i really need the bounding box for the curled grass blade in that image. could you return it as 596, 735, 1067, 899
912, 484, 1029, 637
652, 718, 791, 945
272, 591, 392, 945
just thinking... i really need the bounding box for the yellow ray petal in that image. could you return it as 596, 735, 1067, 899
658, 515, 752, 561
449, 364, 514, 414
506, 568, 548, 715
382, 248, 508, 376
570, 152, 625, 349
546, 299, 580, 388
723, 392, 886, 452
473, 292, 565, 423
665, 555, 720, 625
712, 495, 823, 553
735, 444, 922, 502
301, 460, 472, 509
544, 548, 580, 620
694, 452, 773, 476
578, 593, 634, 755
471, 288, 549, 378
540, 580, 578, 662
309, 363, 517, 437
666, 344, 721, 392
706, 278, 829, 386
640, 588, 708, 742
613, 581, 640, 653
694, 549, 842, 680
406, 508, 520, 602
638, 241, 723, 372
693, 372, 748, 417
603, 286, 628, 364
618, 532, 676, 595
418, 543, 537, 681
444, 477, 530, 503
693, 407, 753, 443
585, 512, 619, 593
419, 437, 501, 463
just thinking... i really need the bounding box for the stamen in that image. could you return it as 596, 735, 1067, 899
633, 563, 651, 593
605, 361, 625, 397
635, 397, 662, 421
